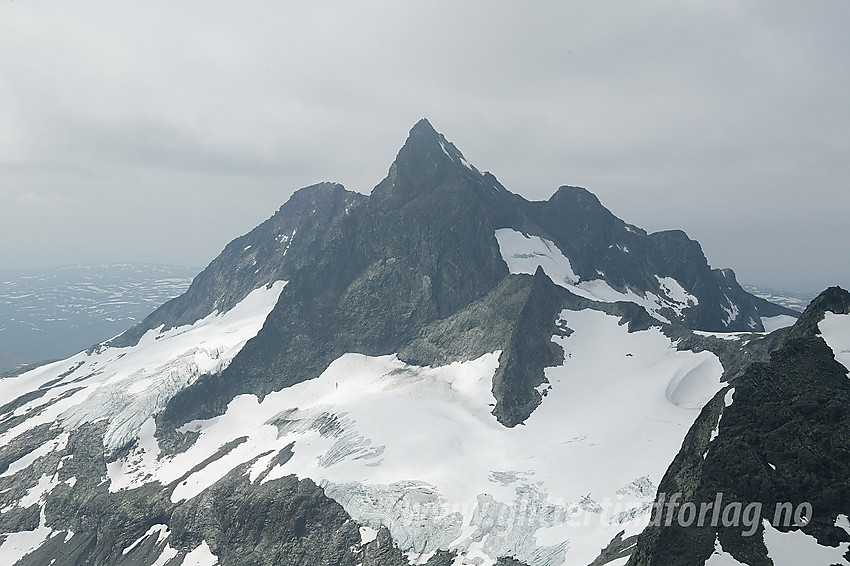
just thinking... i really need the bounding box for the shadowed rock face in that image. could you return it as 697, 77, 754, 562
627, 287, 850, 566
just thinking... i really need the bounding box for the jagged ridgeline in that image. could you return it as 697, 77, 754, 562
0, 120, 817, 566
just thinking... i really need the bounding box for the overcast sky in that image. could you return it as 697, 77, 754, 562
1, 1, 847, 292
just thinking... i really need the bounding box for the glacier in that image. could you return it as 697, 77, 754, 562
91, 307, 722, 566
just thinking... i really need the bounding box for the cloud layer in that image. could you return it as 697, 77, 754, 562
1, 1, 847, 291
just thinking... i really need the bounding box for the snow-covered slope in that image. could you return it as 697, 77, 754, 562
95, 308, 721, 566
0, 282, 285, 563
0, 281, 285, 454
819, 311, 850, 374
0, 297, 723, 566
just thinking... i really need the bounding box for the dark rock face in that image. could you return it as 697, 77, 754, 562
628, 287, 850, 566
401, 268, 578, 426
488, 267, 573, 427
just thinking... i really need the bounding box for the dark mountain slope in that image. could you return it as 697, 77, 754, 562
628, 287, 850, 565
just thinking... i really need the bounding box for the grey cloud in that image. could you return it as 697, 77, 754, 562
0, 0, 847, 292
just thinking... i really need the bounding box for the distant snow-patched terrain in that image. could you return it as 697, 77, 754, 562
742, 285, 814, 313
0, 264, 197, 368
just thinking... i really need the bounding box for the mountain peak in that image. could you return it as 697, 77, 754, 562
811, 285, 850, 314
785, 285, 850, 339
410, 117, 438, 135
370, 119, 481, 207
549, 185, 600, 205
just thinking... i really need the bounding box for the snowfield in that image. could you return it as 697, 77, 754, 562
760, 314, 797, 333
819, 312, 850, 375
761, 519, 850, 566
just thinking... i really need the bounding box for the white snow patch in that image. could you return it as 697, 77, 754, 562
436, 138, 476, 172
122, 523, 171, 555
151, 543, 179, 566
704, 388, 734, 460
762, 519, 850, 566
691, 331, 750, 341
439, 139, 453, 159
183, 540, 219, 565
359, 526, 378, 545
57, 455, 73, 470
19, 473, 61, 508
656, 276, 699, 311
247, 450, 277, 483
458, 155, 477, 172
495, 228, 579, 286
0, 433, 68, 478
0, 508, 53, 565
705, 416, 722, 460
836, 514, 850, 536
720, 295, 740, 327
704, 535, 747, 565
761, 314, 797, 333
819, 312, 850, 375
